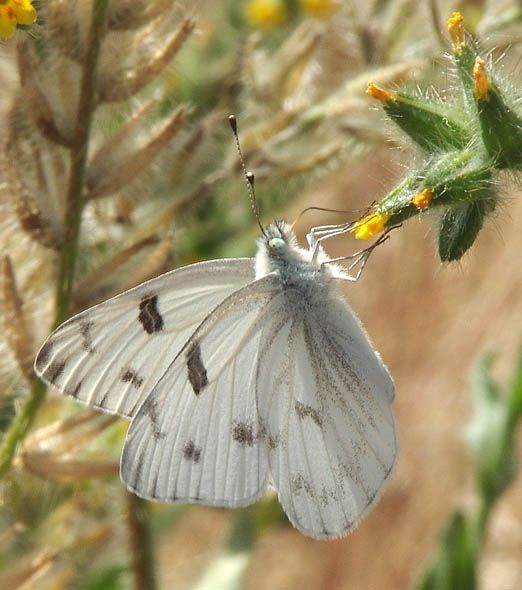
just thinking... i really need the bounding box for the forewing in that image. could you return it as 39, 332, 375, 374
120, 275, 282, 507
257, 291, 396, 539
34, 259, 255, 418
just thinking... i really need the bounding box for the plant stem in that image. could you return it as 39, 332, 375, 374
0, 378, 47, 478
54, 0, 109, 328
126, 493, 157, 590
0, 0, 109, 480
475, 495, 490, 550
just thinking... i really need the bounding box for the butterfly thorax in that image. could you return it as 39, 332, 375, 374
255, 221, 336, 306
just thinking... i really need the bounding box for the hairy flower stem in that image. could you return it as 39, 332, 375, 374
0, 0, 109, 480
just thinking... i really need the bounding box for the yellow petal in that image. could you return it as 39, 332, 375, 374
367, 81, 395, 106
12, 2, 37, 26
447, 11, 464, 49
351, 212, 390, 239
473, 58, 490, 100
0, 7, 17, 38
412, 188, 433, 209
244, 0, 287, 28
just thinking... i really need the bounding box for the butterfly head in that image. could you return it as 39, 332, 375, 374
263, 221, 298, 257
255, 220, 313, 280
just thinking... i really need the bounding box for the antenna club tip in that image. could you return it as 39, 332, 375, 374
228, 114, 237, 132
246, 171, 255, 185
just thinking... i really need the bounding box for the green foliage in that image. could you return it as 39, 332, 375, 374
76, 564, 129, 590
418, 512, 476, 590
438, 198, 495, 262
416, 344, 522, 589
466, 352, 522, 505
369, 13, 522, 260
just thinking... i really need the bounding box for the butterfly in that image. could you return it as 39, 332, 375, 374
34, 214, 396, 540
34, 114, 396, 538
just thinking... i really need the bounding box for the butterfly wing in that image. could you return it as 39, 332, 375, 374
120, 274, 282, 507
34, 259, 255, 418
257, 289, 396, 539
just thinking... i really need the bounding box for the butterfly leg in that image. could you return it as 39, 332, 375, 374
309, 223, 354, 264
306, 223, 349, 250
321, 228, 397, 281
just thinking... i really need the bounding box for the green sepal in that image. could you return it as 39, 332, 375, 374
453, 43, 479, 111
476, 87, 522, 169
379, 173, 423, 224
453, 42, 522, 168
438, 195, 496, 261
387, 202, 418, 225
382, 93, 471, 152
381, 152, 492, 227
429, 166, 492, 207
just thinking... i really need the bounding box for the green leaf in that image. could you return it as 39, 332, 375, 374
453, 43, 480, 111
463, 354, 514, 502
507, 344, 522, 420
417, 512, 476, 590
438, 196, 496, 262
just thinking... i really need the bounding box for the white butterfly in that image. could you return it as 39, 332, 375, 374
34, 216, 396, 539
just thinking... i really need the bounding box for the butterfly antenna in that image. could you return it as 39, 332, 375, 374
291, 206, 353, 231
228, 115, 266, 236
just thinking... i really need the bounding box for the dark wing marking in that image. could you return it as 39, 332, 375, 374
186, 342, 209, 395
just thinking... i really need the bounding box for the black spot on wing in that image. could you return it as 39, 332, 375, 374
79, 320, 96, 353
186, 342, 208, 395
138, 295, 163, 334
232, 421, 255, 446
183, 440, 201, 462
140, 397, 165, 441
294, 401, 322, 428
291, 473, 315, 498
120, 367, 144, 389
46, 360, 66, 383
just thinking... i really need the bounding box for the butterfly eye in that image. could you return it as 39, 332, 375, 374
268, 237, 285, 251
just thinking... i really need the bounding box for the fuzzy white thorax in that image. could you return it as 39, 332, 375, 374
254, 221, 350, 293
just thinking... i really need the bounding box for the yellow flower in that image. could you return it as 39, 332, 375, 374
0, 0, 36, 38
473, 58, 490, 100
367, 81, 395, 106
412, 188, 433, 209
351, 212, 390, 239
447, 11, 464, 49
299, 0, 337, 18
244, 0, 287, 29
